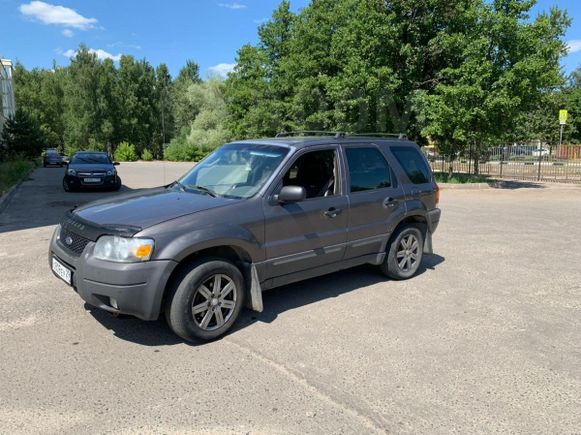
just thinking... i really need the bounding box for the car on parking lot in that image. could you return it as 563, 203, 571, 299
43, 149, 65, 167
63, 151, 122, 192
49, 133, 441, 341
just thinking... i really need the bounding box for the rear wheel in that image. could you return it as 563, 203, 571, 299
165, 259, 245, 342
381, 224, 424, 280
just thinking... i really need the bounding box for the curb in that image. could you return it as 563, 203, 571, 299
439, 182, 492, 190
0, 180, 23, 214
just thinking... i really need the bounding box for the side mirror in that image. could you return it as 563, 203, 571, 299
113, 161, 120, 166
277, 185, 306, 203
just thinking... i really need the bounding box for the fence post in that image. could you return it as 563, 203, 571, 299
499, 147, 503, 179
537, 143, 543, 181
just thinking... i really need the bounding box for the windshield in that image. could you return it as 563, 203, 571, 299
71, 154, 111, 165
178, 144, 289, 199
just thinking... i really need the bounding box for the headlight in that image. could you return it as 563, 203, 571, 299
54, 224, 61, 242
67, 168, 76, 176
93, 236, 154, 262
106, 170, 114, 176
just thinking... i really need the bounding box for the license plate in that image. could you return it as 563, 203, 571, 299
52, 257, 72, 285
84, 177, 101, 183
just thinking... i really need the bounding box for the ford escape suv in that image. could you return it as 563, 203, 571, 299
49, 133, 441, 342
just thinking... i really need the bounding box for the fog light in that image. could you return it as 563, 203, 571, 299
110, 297, 118, 309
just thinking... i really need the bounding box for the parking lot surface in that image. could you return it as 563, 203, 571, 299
0, 163, 580, 434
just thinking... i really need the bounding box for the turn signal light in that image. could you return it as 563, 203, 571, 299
135, 244, 153, 259
435, 184, 440, 206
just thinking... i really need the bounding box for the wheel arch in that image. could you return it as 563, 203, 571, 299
161, 244, 260, 315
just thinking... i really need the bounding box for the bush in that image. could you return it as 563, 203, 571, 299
141, 149, 154, 161
164, 137, 211, 162
114, 142, 138, 162
0, 159, 36, 194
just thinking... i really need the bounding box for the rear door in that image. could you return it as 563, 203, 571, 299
342, 144, 406, 260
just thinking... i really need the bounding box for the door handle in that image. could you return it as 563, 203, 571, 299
323, 207, 342, 218
383, 197, 398, 208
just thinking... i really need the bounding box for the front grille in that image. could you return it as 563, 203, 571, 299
58, 227, 91, 256
78, 171, 106, 177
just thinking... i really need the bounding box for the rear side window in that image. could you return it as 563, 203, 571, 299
391, 147, 432, 184
345, 147, 391, 192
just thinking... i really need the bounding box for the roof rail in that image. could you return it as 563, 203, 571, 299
276, 131, 346, 139
351, 133, 408, 140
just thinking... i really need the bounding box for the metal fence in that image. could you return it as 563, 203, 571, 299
424, 144, 581, 183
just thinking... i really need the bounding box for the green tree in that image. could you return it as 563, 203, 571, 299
1, 109, 47, 160
415, 1, 569, 173
173, 60, 202, 134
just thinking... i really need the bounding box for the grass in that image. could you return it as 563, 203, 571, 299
434, 172, 491, 184
0, 160, 36, 195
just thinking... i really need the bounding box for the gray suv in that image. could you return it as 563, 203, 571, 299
49, 134, 441, 341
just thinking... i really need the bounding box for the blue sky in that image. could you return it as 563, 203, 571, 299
1, 0, 580, 78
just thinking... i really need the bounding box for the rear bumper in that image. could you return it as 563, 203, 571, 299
49, 227, 177, 320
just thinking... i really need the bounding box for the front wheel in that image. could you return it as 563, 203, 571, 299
381, 224, 424, 280
165, 259, 245, 342
62, 178, 72, 192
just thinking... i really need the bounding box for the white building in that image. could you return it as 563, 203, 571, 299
0, 59, 16, 134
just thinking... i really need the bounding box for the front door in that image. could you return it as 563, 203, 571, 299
262, 147, 348, 279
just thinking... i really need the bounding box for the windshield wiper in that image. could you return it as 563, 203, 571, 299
172, 180, 186, 192
191, 185, 218, 197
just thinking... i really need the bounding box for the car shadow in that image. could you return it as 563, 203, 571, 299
85, 254, 445, 346
488, 180, 546, 189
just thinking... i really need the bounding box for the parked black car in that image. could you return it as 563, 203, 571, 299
63, 151, 121, 192
50, 134, 441, 342
43, 149, 65, 167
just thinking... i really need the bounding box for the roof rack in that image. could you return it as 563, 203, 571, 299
351, 133, 408, 140
276, 131, 346, 139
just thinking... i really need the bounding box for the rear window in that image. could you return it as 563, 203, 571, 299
345, 147, 391, 192
391, 147, 432, 184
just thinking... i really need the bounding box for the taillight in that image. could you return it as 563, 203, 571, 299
435, 183, 440, 206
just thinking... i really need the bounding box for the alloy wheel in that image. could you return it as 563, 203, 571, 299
396, 234, 420, 272
191, 274, 237, 331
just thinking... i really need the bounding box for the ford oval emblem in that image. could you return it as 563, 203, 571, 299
65, 236, 73, 246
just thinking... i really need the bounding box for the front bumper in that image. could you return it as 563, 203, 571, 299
49, 227, 177, 320
64, 174, 119, 189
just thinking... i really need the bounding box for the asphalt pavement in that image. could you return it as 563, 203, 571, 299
0, 163, 580, 434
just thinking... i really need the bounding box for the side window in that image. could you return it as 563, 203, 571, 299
282, 149, 337, 199
345, 147, 391, 192
391, 147, 431, 184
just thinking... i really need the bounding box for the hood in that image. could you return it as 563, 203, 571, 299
69, 163, 114, 172
74, 187, 239, 229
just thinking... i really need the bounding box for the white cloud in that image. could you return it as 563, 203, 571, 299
566, 40, 581, 54
218, 2, 247, 10
208, 63, 236, 78
61, 28, 73, 37
19, 1, 97, 30
60, 48, 122, 61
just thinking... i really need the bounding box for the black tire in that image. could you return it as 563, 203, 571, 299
381, 224, 424, 280
62, 178, 72, 192
112, 177, 122, 191
165, 259, 245, 342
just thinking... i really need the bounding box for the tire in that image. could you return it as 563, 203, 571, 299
381, 224, 424, 280
112, 177, 122, 191
165, 259, 245, 342
62, 178, 72, 192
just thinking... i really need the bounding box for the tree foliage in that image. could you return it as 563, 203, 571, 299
13, 47, 201, 160
1, 109, 47, 160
